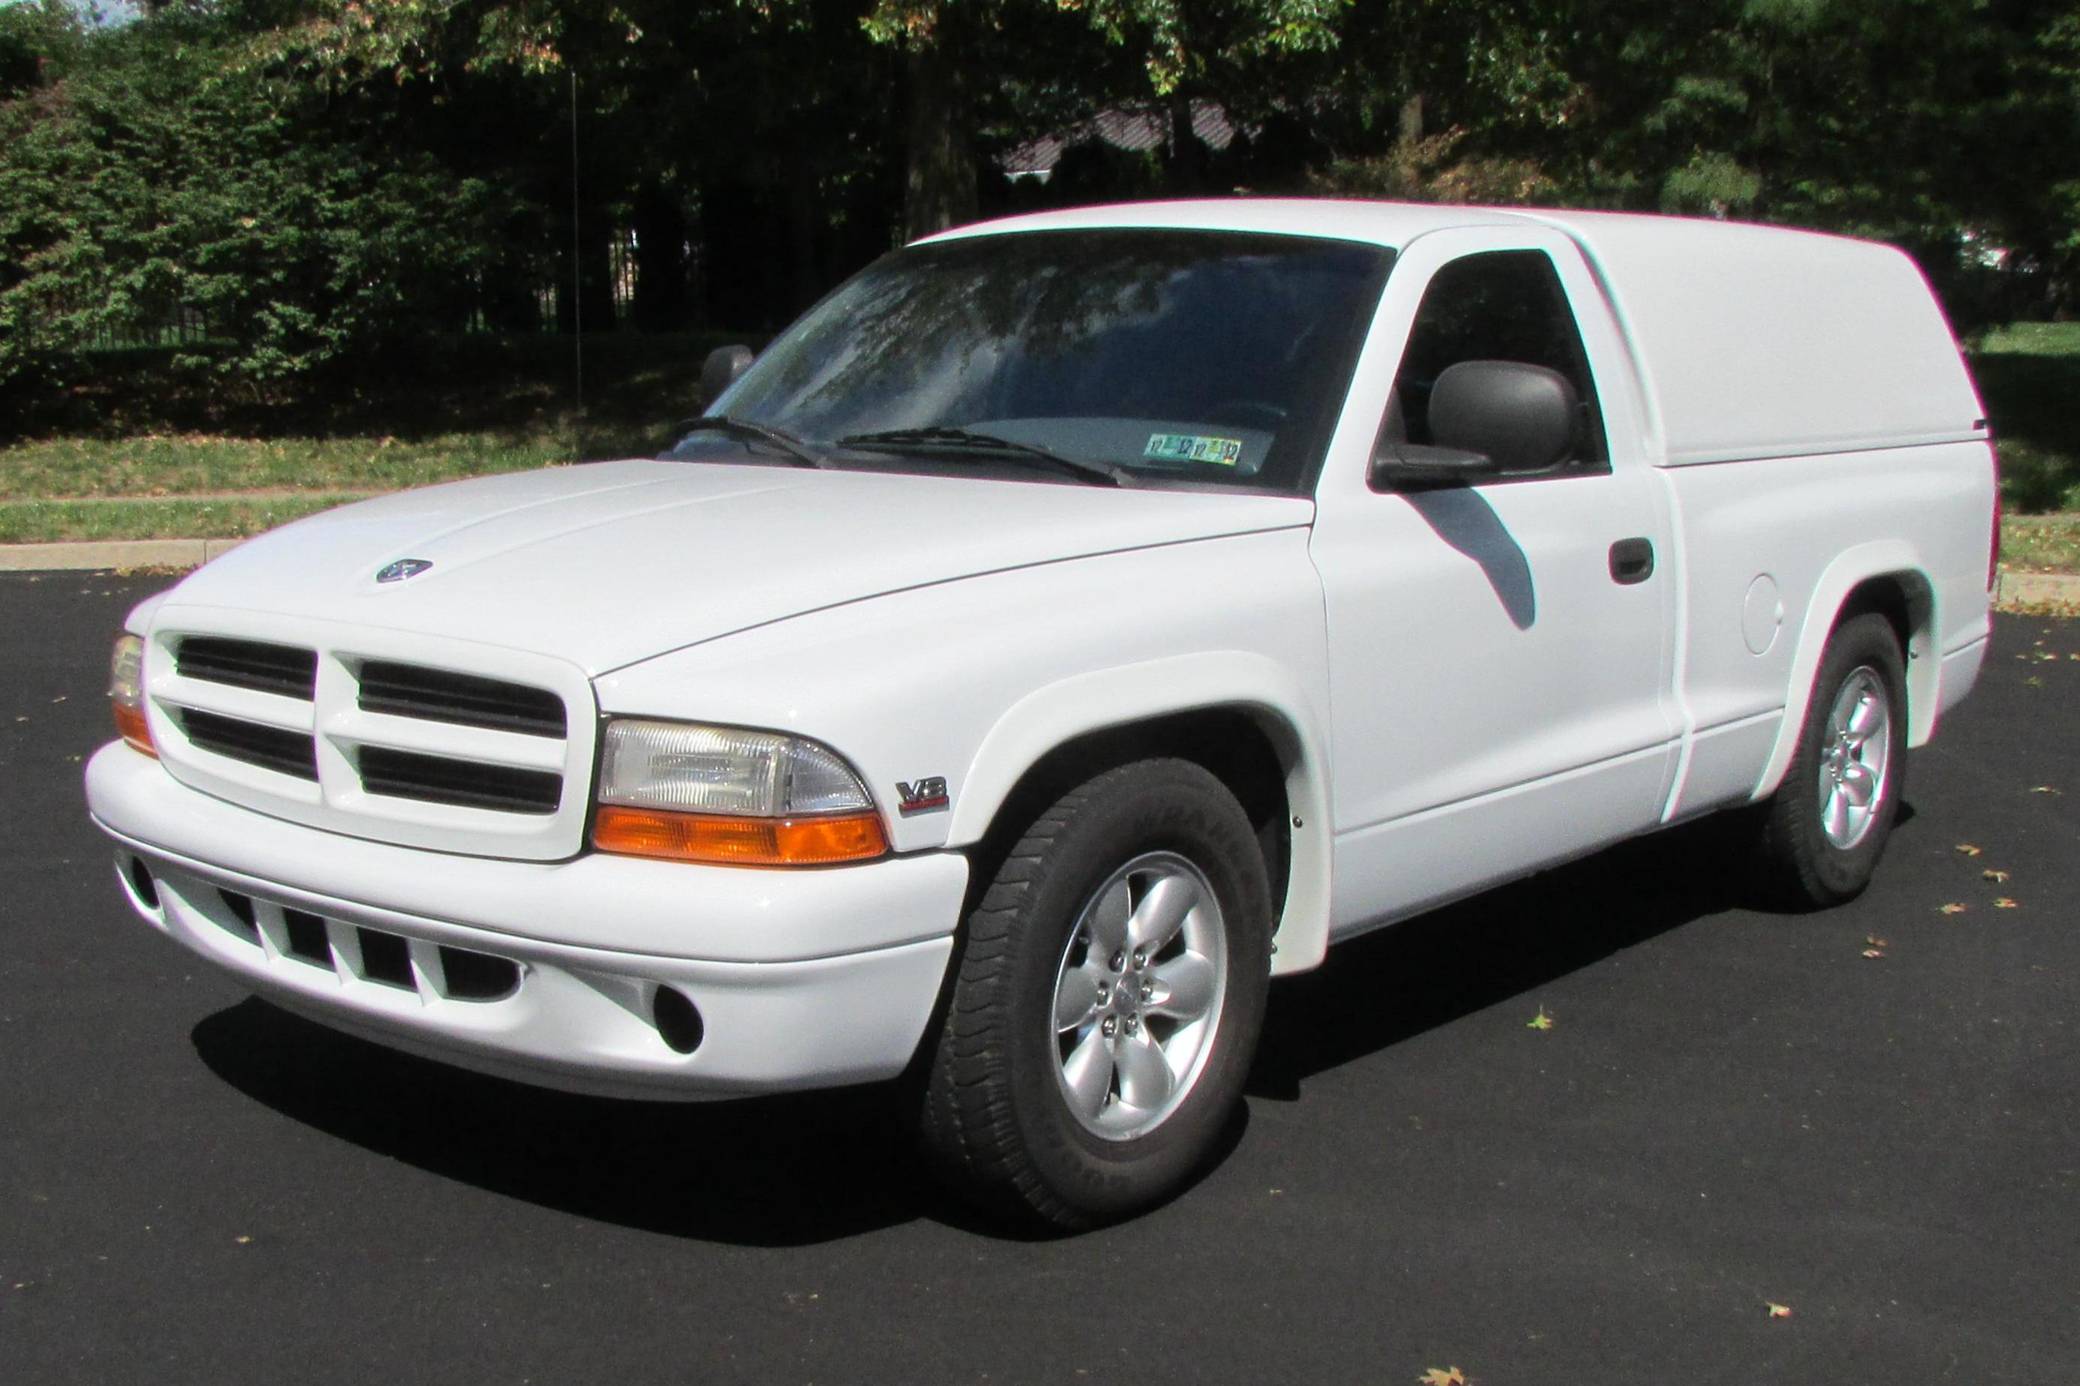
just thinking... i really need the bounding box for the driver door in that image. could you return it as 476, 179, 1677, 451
1309, 225, 1681, 935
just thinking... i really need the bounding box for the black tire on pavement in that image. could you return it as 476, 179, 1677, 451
916, 758, 1273, 1229
1753, 610, 1909, 908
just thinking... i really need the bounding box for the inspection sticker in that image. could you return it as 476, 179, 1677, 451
1144, 433, 1244, 466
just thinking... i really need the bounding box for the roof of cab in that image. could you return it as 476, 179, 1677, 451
927, 199, 1987, 466
918, 197, 1516, 249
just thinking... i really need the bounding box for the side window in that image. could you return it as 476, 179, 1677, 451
1383, 250, 1608, 472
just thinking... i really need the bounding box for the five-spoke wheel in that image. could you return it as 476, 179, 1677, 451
1050, 853, 1228, 1140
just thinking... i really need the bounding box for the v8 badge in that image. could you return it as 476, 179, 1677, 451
896, 776, 950, 816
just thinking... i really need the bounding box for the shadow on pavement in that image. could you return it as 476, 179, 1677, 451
1249, 816, 1748, 1098
192, 815, 1769, 1245
192, 1000, 948, 1246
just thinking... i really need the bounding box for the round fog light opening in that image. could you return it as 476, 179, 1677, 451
653, 986, 705, 1055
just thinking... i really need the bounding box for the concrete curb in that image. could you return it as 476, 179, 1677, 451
2, 538, 2077, 608
0, 538, 244, 572
1995, 569, 2080, 610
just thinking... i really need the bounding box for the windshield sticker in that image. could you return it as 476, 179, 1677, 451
1144, 433, 1244, 467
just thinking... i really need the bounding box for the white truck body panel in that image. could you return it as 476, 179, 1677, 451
85, 199, 1996, 1103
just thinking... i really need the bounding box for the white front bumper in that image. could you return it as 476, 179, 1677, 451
86, 743, 967, 1099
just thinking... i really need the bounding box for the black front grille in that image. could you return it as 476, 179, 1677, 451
217, 889, 260, 943
283, 908, 331, 965
356, 927, 414, 988
357, 661, 566, 738
177, 637, 317, 700
439, 946, 520, 1000
178, 708, 318, 780
357, 746, 562, 814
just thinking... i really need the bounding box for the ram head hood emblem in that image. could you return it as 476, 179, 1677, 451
375, 558, 434, 583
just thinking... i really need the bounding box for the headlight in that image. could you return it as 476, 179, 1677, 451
591, 719, 887, 866
109, 633, 156, 757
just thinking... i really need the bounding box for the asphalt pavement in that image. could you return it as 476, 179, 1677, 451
3, 572, 2074, 1385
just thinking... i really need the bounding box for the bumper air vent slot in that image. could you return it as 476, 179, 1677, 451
178, 708, 319, 781
177, 637, 317, 700
283, 908, 331, 965
358, 746, 562, 815
438, 946, 521, 1001
356, 927, 414, 989
127, 857, 159, 910
357, 661, 567, 738
217, 889, 260, 943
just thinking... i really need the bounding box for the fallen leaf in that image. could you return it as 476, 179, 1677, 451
1419, 1370, 1467, 1386
1994, 898, 2019, 910
2029, 786, 2061, 795
2025, 677, 2045, 688
1982, 869, 2010, 883
1767, 1303, 1793, 1319
1955, 843, 1983, 856
1861, 948, 1885, 959
1866, 935, 1890, 947
234, 1234, 251, 1245
1939, 903, 1969, 916
1527, 1006, 1554, 1031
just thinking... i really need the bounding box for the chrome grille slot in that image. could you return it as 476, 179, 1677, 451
178, 708, 319, 780
176, 636, 317, 699
357, 661, 567, 738
357, 746, 563, 815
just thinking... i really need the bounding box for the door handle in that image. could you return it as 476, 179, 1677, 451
1608, 537, 1655, 585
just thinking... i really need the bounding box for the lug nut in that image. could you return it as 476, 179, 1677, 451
1139, 983, 1154, 1002
1124, 1015, 1140, 1035
1132, 949, 1146, 968
1095, 980, 1110, 1001
1109, 950, 1125, 972
1102, 1016, 1118, 1038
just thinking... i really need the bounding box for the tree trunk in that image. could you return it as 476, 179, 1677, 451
630, 183, 691, 333
902, 11, 977, 242
1167, 90, 1207, 192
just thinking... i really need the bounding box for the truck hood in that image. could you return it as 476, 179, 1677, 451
162, 459, 1314, 674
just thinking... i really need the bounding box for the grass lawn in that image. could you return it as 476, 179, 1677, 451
1972, 321, 2080, 514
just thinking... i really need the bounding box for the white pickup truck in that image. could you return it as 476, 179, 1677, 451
87, 200, 1998, 1227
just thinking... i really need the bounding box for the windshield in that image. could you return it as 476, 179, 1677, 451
691, 229, 1392, 493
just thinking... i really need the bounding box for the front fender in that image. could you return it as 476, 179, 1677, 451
948, 651, 1334, 975
593, 528, 1336, 973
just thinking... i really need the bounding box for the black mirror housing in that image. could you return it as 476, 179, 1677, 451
700, 344, 755, 407
1426, 359, 1580, 474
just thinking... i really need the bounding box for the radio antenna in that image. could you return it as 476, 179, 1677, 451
569, 67, 584, 460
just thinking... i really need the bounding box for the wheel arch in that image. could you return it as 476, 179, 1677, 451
1754, 544, 1938, 801
945, 654, 1333, 975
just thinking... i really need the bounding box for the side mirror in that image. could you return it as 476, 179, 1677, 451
700, 344, 755, 407
1370, 360, 1580, 487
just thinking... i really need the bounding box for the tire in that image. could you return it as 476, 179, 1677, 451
916, 758, 1273, 1230
1753, 611, 1908, 908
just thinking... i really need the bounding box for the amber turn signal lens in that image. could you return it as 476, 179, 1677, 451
592, 806, 888, 866
113, 700, 157, 758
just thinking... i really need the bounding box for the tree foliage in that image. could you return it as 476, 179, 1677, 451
2, 0, 2075, 413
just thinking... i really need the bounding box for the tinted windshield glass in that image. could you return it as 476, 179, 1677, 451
705, 230, 1391, 492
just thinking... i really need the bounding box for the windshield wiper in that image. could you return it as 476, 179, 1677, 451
839, 427, 1133, 487
670, 416, 827, 469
